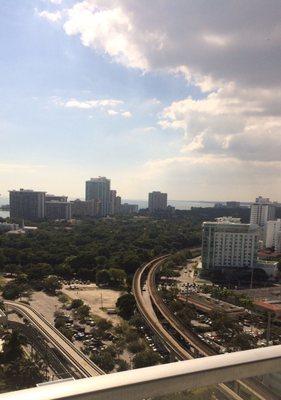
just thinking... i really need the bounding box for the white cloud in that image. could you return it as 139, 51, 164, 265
46, 1, 281, 198
54, 97, 123, 109
61, 1, 281, 88
159, 84, 281, 162
136, 155, 281, 201
107, 109, 118, 116
63, 1, 148, 69
52, 97, 133, 118
121, 111, 132, 118
59, 1, 281, 163
38, 10, 62, 22
49, 0, 63, 4
143, 126, 156, 132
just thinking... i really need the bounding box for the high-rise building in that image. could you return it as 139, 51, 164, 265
9, 189, 46, 221
109, 190, 117, 215
250, 197, 276, 240
115, 196, 122, 214
265, 219, 281, 252
202, 217, 259, 272
148, 191, 167, 213
85, 177, 110, 217
45, 201, 71, 220
255, 196, 270, 204
71, 199, 101, 218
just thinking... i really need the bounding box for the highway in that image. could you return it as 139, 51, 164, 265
133, 256, 279, 400
4, 301, 104, 378
133, 256, 192, 360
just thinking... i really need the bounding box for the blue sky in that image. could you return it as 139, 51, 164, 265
1, 1, 281, 201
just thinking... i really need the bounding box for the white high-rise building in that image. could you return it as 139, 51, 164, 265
250, 197, 276, 241
265, 219, 281, 252
202, 217, 259, 272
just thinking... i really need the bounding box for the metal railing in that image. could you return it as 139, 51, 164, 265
0, 345, 280, 400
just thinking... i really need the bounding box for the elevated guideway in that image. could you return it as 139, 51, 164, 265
0, 345, 280, 400
133, 256, 280, 400
4, 301, 104, 378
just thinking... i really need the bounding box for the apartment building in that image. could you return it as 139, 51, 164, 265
202, 217, 259, 272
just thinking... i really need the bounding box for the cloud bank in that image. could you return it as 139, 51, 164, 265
39, 1, 281, 199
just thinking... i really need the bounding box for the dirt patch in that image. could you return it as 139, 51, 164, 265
62, 284, 122, 325
29, 291, 61, 323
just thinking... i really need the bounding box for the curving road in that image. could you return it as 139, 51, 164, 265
4, 300, 104, 378
133, 256, 192, 360
147, 258, 216, 356
147, 258, 280, 400
134, 256, 279, 400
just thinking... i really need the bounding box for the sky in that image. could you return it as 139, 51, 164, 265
1, 0, 281, 201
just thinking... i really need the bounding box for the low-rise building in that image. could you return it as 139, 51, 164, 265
45, 201, 71, 220
120, 203, 138, 215
256, 260, 279, 279
226, 201, 240, 208
46, 194, 68, 202
0, 222, 19, 232
71, 199, 101, 218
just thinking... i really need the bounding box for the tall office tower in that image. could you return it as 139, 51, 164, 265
45, 201, 71, 220
148, 191, 168, 213
202, 217, 259, 272
9, 189, 46, 221
85, 177, 110, 217
109, 190, 117, 215
265, 219, 281, 252
71, 199, 101, 218
250, 197, 276, 241
115, 196, 122, 214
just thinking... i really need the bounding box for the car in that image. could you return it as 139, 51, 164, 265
88, 345, 98, 351
74, 333, 85, 341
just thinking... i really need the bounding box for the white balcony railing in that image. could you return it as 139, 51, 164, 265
0, 345, 280, 400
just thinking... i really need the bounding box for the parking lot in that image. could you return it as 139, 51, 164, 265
62, 283, 122, 325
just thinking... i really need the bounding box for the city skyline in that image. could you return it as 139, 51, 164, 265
1, 2, 281, 200
0, 187, 278, 205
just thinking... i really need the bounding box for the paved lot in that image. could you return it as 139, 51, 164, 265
62, 284, 122, 325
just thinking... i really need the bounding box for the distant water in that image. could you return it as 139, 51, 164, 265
125, 200, 252, 210
0, 197, 250, 219
0, 211, 9, 218
124, 200, 243, 210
